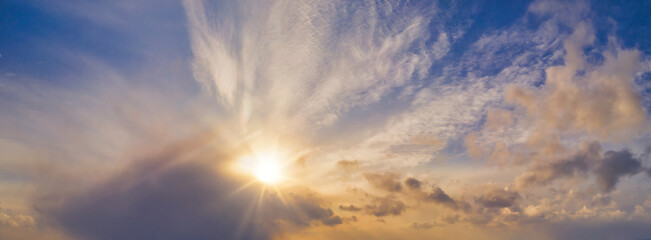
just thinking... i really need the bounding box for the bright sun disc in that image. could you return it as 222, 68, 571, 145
252, 153, 283, 184
254, 162, 281, 183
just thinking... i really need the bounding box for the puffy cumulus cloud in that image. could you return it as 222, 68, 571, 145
594, 150, 643, 192
363, 175, 474, 214
516, 141, 647, 192
475, 188, 520, 209
516, 141, 601, 189
424, 187, 457, 209
505, 21, 647, 143
364, 172, 403, 192
454, 13, 651, 232
403, 185, 527, 227
0, 208, 35, 229
351, 175, 474, 216
266, 191, 344, 227
363, 195, 407, 217
404, 177, 422, 190
320, 216, 343, 226
460, 18, 649, 171
422, 187, 471, 212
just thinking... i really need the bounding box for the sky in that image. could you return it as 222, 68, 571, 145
0, 0, 651, 239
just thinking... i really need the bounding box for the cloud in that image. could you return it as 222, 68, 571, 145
339, 204, 362, 212
336, 160, 359, 171
594, 150, 643, 192
409, 221, 440, 229
3, 0, 651, 239
183, 0, 240, 107
516, 141, 601, 189
184, 0, 439, 131
425, 187, 455, 207
424, 187, 469, 211
516, 141, 647, 192
43, 134, 344, 240
0, 208, 35, 228
484, 108, 514, 131
321, 216, 343, 226
364, 172, 402, 192
404, 177, 422, 190
52, 163, 270, 239
464, 133, 483, 158
528, 0, 590, 26
475, 188, 520, 208
505, 21, 647, 143
269, 192, 345, 227
364, 195, 407, 217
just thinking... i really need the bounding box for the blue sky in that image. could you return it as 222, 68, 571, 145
1, 0, 651, 239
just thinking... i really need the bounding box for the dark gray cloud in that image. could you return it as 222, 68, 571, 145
426, 187, 455, 206
364, 172, 402, 192
516, 142, 601, 188
52, 162, 269, 240
475, 188, 520, 208
404, 177, 421, 190
321, 216, 343, 226
516, 142, 647, 192
424, 187, 470, 211
339, 204, 362, 212
594, 150, 642, 192
364, 196, 406, 217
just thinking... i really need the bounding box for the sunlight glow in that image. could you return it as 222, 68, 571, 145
254, 161, 281, 183
252, 152, 283, 184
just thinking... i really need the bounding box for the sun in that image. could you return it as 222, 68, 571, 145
252, 152, 284, 184
233, 146, 290, 185
254, 161, 281, 183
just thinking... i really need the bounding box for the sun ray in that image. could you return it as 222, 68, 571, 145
234, 185, 264, 239
272, 185, 287, 205
227, 179, 257, 197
